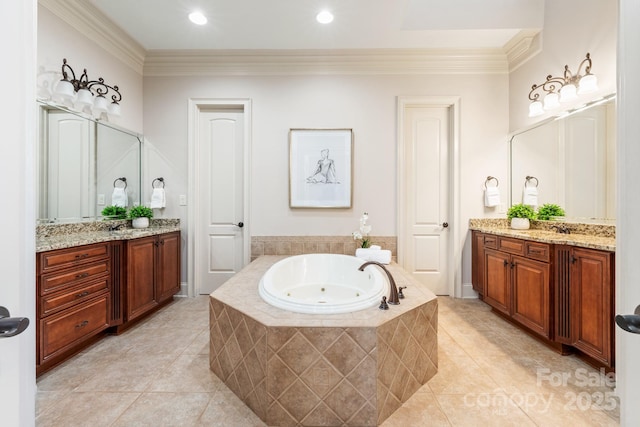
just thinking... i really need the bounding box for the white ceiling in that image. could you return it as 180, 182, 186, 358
88, 0, 544, 51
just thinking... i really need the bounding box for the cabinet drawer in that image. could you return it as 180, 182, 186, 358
39, 243, 110, 273
40, 294, 110, 362
40, 278, 109, 317
483, 234, 498, 249
40, 260, 110, 295
498, 237, 525, 255
525, 242, 551, 262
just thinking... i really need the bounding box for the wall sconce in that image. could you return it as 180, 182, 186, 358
53, 58, 122, 117
528, 53, 598, 118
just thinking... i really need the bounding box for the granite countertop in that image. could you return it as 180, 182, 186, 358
469, 219, 615, 252
211, 255, 438, 328
36, 219, 180, 253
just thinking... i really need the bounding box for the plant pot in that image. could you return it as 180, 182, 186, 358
510, 218, 530, 230
132, 217, 150, 229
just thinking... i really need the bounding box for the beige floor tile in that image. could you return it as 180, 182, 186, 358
196, 388, 266, 426
436, 393, 537, 427
427, 354, 500, 395
146, 353, 224, 393
381, 390, 451, 426
111, 392, 211, 427
74, 352, 178, 392
36, 391, 140, 427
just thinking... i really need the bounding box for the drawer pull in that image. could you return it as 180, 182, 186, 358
529, 249, 543, 254
74, 254, 89, 260
75, 273, 90, 279
75, 320, 89, 329
76, 291, 90, 298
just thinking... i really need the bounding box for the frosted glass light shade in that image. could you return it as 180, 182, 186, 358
93, 95, 108, 113
559, 84, 577, 102
108, 102, 121, 117
75, 88, 93, 108
543, 92, 560, 110
578, 74, 598, 94
528, 100, 544, 117
54, 80, 75, 101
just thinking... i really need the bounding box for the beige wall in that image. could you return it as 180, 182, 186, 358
144, 73, 510, 234
509, 0, 617, 132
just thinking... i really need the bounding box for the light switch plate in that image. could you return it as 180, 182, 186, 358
97, 194, 105, 205
179, 195, 187, 206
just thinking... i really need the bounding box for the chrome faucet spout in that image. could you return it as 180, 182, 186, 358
358, 261, 400, 305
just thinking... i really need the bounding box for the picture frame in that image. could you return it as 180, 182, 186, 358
289, 128, 353, 208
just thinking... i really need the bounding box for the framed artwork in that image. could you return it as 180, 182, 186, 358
289, 128, 353, 208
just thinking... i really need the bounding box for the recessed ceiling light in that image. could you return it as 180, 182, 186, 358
316, 10, 334, 24
188, 11, 208, 25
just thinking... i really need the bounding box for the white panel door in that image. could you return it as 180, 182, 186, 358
402, 106, 450, 295
47, 111, 95, 220
197, 111, 245, 294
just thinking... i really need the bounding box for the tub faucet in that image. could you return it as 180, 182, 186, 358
358, 261, 400, 305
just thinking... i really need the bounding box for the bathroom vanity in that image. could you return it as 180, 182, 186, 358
35, 220, 181, 375
470, 219, 615, 369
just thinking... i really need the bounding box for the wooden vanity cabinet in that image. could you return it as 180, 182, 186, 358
123, 231, 181, 324
471, 232, 497, 295
483, 237, 552, 339
36, 231, 181, 375
473, 231, 616, 368
555, 245, 615, 367
36, 242, 113, 374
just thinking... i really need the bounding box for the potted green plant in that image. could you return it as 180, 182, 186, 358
507, 203, 536, 230
536, 203, 565, 221
101, 205, 127, 220
128, 205, 153, 229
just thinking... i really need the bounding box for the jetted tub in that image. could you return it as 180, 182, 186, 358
258, 253, 387, 314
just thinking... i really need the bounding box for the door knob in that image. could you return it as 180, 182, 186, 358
442, 222, 449, 228
236, 222, 244, 228
615, 304, 640, 334
0, 306, 29, 338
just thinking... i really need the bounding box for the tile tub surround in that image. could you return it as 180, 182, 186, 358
469, 218, 615, 251
36, 219, 180, 252
209, 256, 437, 426
251, 236, 397, 261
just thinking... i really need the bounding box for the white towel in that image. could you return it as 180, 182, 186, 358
355, 248, 392, 264
484, 186, 501, 207
111, 187, 128, 208
523, 186, 538, 207
150, 188, 166, 209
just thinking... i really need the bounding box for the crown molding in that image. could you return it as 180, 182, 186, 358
143, 48, 509, 76
504, 29, 542, 72
39, 0, 146, 75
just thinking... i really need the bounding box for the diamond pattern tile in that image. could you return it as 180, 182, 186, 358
209, 295, 438, 426
276, 332, 321, 375
278, 379, 320, 421
300, 359, 343, 399
324, 333, 367, 376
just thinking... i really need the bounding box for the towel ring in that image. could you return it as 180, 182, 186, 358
152, 177, 165, 189
484, 176, 499, 189
525, 176, 539, 188
113, 177, 127, 189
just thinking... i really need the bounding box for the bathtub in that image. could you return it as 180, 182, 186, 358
258, 254, 387, 314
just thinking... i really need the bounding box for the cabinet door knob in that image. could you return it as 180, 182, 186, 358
442, 222, 449, 228
236, 222, 244, 228
503, 260, 509, 266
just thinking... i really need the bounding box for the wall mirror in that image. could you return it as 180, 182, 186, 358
510, 95, 616, 222
37, 103, 142, 222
